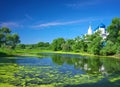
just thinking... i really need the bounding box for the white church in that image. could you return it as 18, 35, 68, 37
87, 23, 108, 39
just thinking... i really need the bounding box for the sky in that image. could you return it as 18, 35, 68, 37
0, 0, 120, 44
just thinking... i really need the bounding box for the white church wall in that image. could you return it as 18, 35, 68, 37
99, 28, 105, 34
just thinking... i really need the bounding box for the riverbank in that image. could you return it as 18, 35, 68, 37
0, 48, 16, 57
13, 49, 119, 59
0, 49, 119, 59
39, 51, 117, 59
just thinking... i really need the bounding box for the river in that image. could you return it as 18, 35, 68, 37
0, 53, 120, 87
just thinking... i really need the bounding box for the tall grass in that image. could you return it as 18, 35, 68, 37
0, 48, 16, 57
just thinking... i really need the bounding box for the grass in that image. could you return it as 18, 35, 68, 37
0, 48, 119, 59
0, 83, 16, 87
0, 48, 15, 57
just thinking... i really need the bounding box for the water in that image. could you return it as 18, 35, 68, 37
0, 53, 120, 87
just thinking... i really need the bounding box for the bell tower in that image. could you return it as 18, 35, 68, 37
88, 25, 92, 35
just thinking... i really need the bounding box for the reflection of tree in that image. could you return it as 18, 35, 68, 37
100, 58, 120, 74
52, 54, 65, 65
0, 57, 16, 64
51, 54, 120, 75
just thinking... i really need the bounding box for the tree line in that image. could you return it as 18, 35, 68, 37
1, 17, 120, 56
18, 17, 120, 56
50, 17, 120, 56
35, 17, 119, 56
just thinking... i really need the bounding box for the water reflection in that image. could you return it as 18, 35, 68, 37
0, 53, 120, 87
50, 53, 120, 75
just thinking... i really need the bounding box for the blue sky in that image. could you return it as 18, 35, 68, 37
0, 0, 120, 44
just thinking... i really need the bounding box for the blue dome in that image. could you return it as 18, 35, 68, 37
94, 23, 105, 31
99, 23, 105, 28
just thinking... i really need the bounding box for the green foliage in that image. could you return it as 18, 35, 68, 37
0, 27, 20, 49
17, 44, 26, 49
0, 83, 16, 87
100, 41, 117, 55
37, 42, 50, 50
26, 44, 38, 49
51, 38, 65, 51
72, 36, 87, 52
62, 43, 71, 52
103, 17, 120, 55
62, 39, 75, 52
116, 46, 120, 54
72, 41, 81, 52
0, 52, 8, 57
86, 31, 103, 55
107, 17, 120, 43
16, 42, 50, 50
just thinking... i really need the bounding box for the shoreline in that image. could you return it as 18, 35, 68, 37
39, 51, 118, 58
0, 49, 119, 59
14, 50, 119, 59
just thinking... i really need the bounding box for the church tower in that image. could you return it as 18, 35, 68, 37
88, 25, 92, 35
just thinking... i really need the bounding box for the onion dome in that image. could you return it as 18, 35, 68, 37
94, 23, 105, 31
99, 23, 105, 28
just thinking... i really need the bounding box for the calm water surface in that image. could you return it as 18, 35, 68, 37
0, 53, 120, 87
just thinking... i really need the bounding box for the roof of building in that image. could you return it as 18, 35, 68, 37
99, 23, 105, 28
94, 23, 106, 31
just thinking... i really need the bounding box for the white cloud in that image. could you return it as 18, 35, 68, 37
32, 18, 98, 28
0, 22, 21, 28
66, 0, 101, 8
25, 14, 34, 20
32, 19, 90, 28
33, 21, 78, 28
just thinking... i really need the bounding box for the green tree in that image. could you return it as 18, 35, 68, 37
0, 32, 4, 46
62, 39, 75, 52
86, 31, 103, 55
116, 46, 120, 54
107, 17, 120, 43
107, 18, 120, 43
37, 42, 50, 50
44, 42, 50, 47
37, 42, 45, 47
37, 42, 50, 47
11, 34, 20, 48
17, 44, 26, 49
0, 27, 11, 33
6, 33, 13, 46
100, 41, 117, 55
72, 36, 87, 52
105, 17, 120, 55
51, 38, 65, 51
0, 27, 20, 49
0, 27, 11, 46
